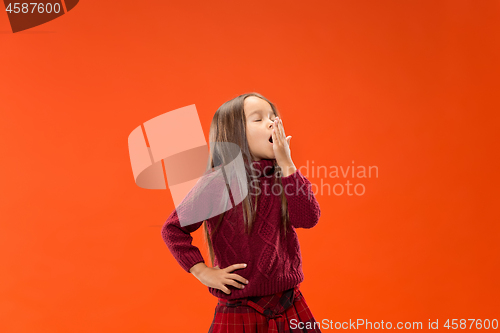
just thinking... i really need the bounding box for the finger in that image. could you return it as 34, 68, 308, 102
278, 118, 284, 142
280, 119, 287, 139
273, 119, 281, 145
227, 273, 249, 285
225, 278, 245, 289
225, 263, 247, 272
220, 285, 231, 294
286, 136, 292, 147
272, 125, 278, 146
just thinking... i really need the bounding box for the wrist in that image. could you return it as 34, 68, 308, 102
189, 262, 208, 277
280, 163, 297, 178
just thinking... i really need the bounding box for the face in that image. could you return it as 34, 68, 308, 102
244, 96, 277, 161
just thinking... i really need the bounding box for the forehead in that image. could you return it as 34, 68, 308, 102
244, 96, 273, 117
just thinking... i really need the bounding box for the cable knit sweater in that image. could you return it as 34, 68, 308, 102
161, 158, 321, 300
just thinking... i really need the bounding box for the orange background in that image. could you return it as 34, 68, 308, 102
1, 1, 499, 332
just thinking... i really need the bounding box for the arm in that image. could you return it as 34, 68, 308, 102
163, 208, 250, 294
161, 208, 206, 273
161, 166, 231, 273
270, 117, 320, 228
280, 168, 321, 229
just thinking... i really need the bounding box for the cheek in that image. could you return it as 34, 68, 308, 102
246, 130, 258, 147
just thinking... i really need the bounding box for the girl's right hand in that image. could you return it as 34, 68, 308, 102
195, 263, 249, 295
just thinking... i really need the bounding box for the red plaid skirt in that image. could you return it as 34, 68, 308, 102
208, 285, 322, 333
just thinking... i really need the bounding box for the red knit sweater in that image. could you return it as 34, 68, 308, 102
161, 158, 321, 300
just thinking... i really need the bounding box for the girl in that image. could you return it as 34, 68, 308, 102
161, 92, 322, 332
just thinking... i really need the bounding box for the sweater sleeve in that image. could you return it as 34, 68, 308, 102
161, 167, 230, 273
280, 168, 321, 229
161, 209, 206, 273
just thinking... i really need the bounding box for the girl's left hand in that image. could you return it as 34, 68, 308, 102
272, 117, 296, 176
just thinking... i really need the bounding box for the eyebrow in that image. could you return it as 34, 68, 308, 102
246, 109, 274, 118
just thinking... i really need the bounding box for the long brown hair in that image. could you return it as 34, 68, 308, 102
203, 92, 291, 267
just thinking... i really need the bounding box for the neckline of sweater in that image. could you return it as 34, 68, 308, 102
250, 158, 275, 178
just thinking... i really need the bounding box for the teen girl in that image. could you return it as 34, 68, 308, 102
162, 92, 322, 332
